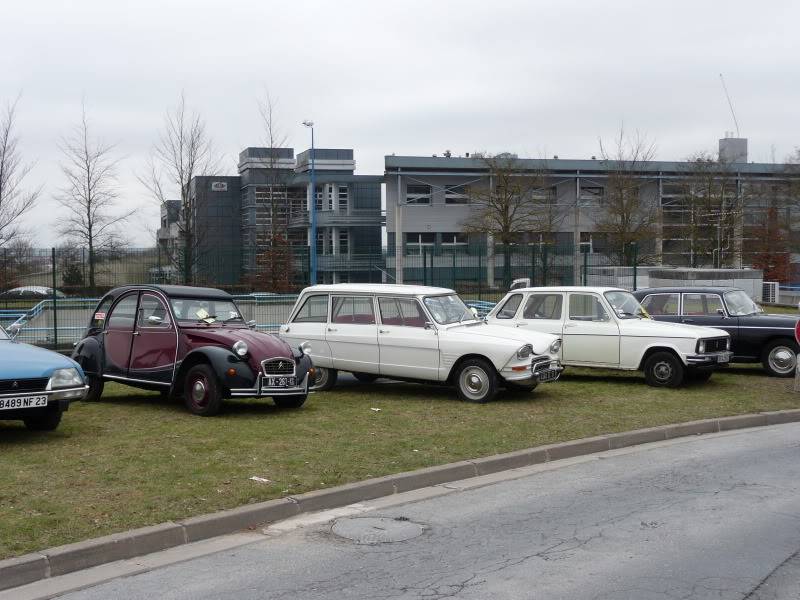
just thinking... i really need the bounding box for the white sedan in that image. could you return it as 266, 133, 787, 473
486, 286, 732, 387
280, 284, 563, 403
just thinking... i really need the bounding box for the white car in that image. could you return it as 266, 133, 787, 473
486, 286, 732, 387
279, 284, 563, 403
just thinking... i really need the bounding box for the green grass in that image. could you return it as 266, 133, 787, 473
2, 367, 800, 559
762, 304, 799, 315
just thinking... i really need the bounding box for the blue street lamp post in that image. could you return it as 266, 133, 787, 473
302, 120, 317, 285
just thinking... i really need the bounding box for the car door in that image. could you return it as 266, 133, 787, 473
326, 295, 380, 374
103, 292, 140, 379
516, 292, 565, 336
680, 293, 738, 339
562, 292, 620, 366
377, 297, 439, 380
128, 292, 177, 385
279, 294, 333, 368
639, 292, 681, 324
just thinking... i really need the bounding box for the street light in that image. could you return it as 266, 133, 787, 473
302, 120, 317, 285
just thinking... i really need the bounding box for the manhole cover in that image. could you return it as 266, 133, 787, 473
331, 517, 424, 544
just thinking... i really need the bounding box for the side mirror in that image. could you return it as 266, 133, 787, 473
147, 315, 163, 325
716, 308, 726, 317
510, 278, 530, 291
247, 319, 257, 330
470, 307, 479, 318
424, 321, 436, 330
7, 323, 21, 339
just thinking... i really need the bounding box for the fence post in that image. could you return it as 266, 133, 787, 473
582, 250, 588, 286
542, 245, 549, 285
477, 250, 482, 301
632, 242, 639, 291
452, 251, 456, 290
51, 247, 58, 350
423, 246, 428, 286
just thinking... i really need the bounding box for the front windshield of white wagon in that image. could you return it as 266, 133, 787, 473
423, 294, 474, 325
604, 291, 647, 319
169, 298, 243, 324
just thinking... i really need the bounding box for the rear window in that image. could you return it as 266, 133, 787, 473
640, 293, 679, 316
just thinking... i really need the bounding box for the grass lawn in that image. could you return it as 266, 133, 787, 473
2, 366, 800, 559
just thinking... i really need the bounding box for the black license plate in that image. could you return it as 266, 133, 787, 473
264, 376, 296, 388
537, 369, 560, 383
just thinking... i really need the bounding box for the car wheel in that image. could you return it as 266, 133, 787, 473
310, 367, 338, 391
273, 394, 307, 409
688, 370, 713, 383
352, 372, 379, 383
762, 339, 797, 377
184, 364, 223, 416
644, 352, 685, 388
24, 410, 62, 431
455, 358, 498, 403
505, 381, 539, 393
84, 373, 104, 402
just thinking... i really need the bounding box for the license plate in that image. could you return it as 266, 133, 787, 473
264, 376, 296, 388
0, 396, 48, 410
537, 370, 560, 383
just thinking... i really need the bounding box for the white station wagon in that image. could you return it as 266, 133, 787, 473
280, 284, 563, 403
486, 286, 732, 387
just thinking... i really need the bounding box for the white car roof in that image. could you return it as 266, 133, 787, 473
510, 286, 628, 294
299, 283, 456, 296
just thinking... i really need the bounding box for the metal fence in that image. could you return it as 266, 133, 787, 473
1, 244, 644, 349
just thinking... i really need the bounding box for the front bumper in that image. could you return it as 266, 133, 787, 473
0, 385, 87, 419
229, 371, 310, 398
502, 357, 564, 384
686, 351, 733, 367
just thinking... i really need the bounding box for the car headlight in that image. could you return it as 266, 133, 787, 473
698, 340, 706, 354
549, 339, 562, 354
726, 338, 731, 351
232, 340, 248, 357
516, 344, 533, 360
47, 367, 83, 389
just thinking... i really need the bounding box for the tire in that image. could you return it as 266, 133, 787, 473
24, 410, 63, 431
455, 358, 499, 403
762, 339, 798, 377
310, 367, 338, 391
273, 394, 307, 409
83, 373, 104, 402
643, 351, 685, 388
183, 364, 223, 416
505, 381, 539, 393
352, 372, 379, 383
688, 370, 713, 383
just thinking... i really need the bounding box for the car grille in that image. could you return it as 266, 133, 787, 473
531, 357, 551, 374
0, 378, 49, 393
262, 358, 295, 377
704, 338, 728, 353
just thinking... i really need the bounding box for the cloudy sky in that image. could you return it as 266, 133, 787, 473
2, 0, 798, 246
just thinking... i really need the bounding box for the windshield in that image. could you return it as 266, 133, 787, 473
0, 325, 8, 340
604, 291, 649, 319
724, 290, 762, 316
169, 298, 244, 324
423, 294, 476, 325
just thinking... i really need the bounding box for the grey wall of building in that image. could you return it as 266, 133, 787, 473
190, 175, 242, 285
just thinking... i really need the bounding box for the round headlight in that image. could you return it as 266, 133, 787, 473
549, 339, 562, 354
232, 340, 248, 357
516, 344, 533, 360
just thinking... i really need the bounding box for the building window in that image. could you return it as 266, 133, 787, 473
339, 230, 349, 255
441, 232, 468, 252
579, 186, 604, 205
314, 186, 323, 211
406, 184, 432, 205
405, 232, 435, 255
338, 185, 349, 212
444, 184, 469, 204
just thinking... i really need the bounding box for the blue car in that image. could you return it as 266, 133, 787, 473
0, 324, 88, 431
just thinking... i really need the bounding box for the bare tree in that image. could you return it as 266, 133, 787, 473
56, 102, 131, 292
140, 93, 218, 285
0, 96, 40, 247
593, 127, 658, 264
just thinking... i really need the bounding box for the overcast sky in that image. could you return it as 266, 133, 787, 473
3, 0, 799, 247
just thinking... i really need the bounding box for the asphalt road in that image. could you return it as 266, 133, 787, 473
53, 424, 800, 599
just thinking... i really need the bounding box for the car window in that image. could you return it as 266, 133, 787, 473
568, 294, 609, 322
332, 296, 376, 325
169, 298, 242, 324
522, 294, 563, 320
137, 294, 171, 328
379, 298, 427, 327
107, 294, 139, 330
91, 296, 114, 329
683, 293, 724, 316
495, 294, 523, 319
640, 293, 679, 316
293, 295, 329, 323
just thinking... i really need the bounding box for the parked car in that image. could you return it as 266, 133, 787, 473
0, 286, 66, 300
0, 323, 87, 430
279, 284, 563, 403
71, 285, 313, 416
633, 287, 800, 377
486, 286, 732, 387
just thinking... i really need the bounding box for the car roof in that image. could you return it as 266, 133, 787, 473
104, 284, 232, 300
509, 286, 627, 294
632, 287, 744, 296
299, 283, 456, 296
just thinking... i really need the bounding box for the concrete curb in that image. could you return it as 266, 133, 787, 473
3, 408, 800, 592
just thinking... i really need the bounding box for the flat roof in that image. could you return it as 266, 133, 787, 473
300, 283, 456, 296
511, 286, 626, 294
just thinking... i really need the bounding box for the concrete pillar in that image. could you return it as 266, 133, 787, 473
395, 174, 404, 283
486, 234, 495, 288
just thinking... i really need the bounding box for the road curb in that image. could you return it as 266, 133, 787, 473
3, 408, 800, 592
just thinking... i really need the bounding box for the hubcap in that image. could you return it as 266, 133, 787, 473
460, 366, 489, 400
653, 361, 673, 382
191, 378, 207, 405
769, 347, 796, 374
313, 368, 328, 389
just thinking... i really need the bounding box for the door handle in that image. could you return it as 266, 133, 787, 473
514, 322, 527, 327
327, 327, 338, 332
564, 323, 578, 329
683, 319, 695, 323
379, 329, 390, 334
282, 326, 290, 333
132, 331, 140, 336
